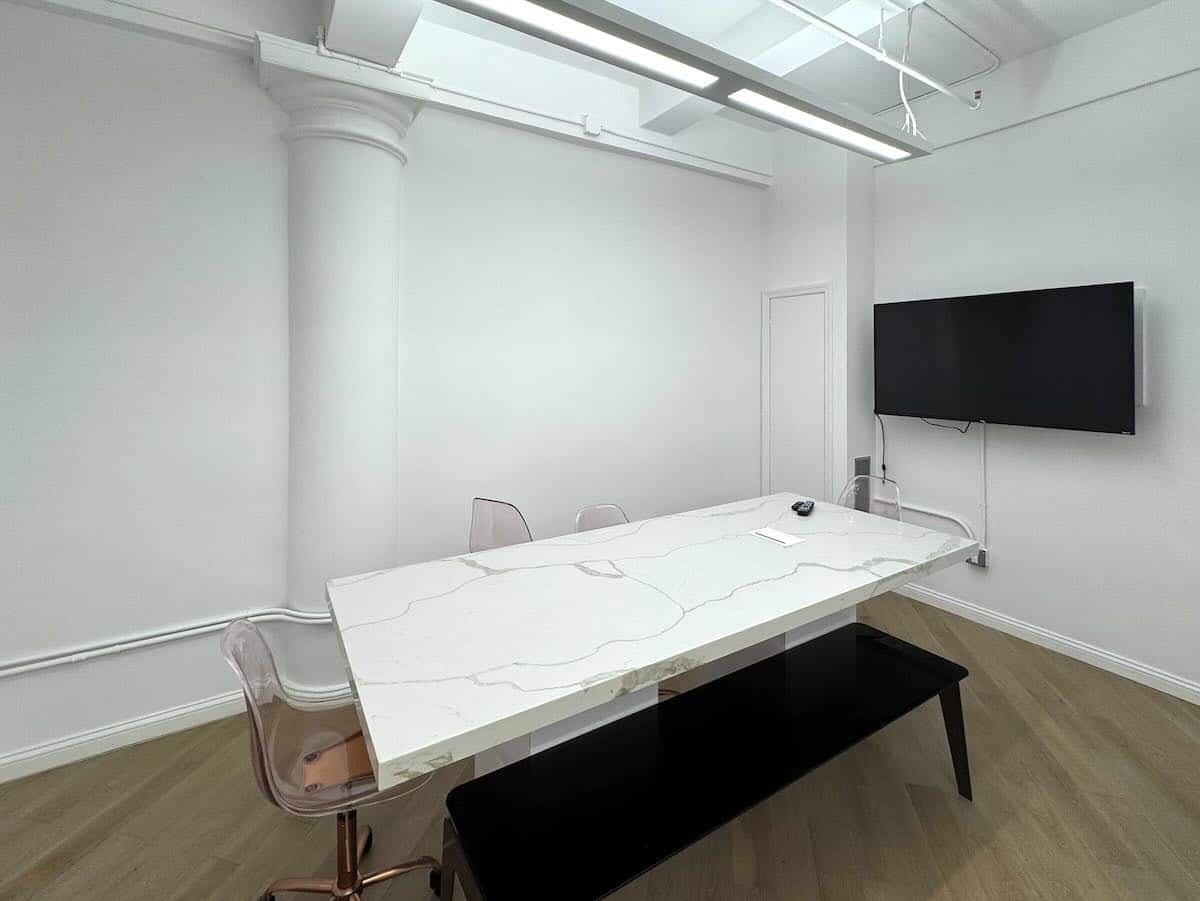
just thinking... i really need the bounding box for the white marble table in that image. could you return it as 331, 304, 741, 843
326, 493, 978, 790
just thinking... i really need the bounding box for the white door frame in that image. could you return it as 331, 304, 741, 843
760, 283, 847, 502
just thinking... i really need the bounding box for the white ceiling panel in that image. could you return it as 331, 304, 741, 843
925, 0, 1167, 61
610, 0, 765, 42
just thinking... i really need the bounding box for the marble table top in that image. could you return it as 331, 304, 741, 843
326, 493, 978, 789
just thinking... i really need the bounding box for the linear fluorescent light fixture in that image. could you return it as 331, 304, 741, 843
435, 0, 930, 162
729, 89, 910, 161
459, 0, 717, 89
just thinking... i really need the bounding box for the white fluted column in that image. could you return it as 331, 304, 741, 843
265, 75, 420, 610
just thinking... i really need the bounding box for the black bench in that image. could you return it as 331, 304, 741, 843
434, 623, 971, 901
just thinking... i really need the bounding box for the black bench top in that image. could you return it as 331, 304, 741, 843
446, 623, 968, 901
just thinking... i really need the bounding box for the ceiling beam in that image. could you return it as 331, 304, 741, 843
641, 0, 923, 136
323, 0, 426, 66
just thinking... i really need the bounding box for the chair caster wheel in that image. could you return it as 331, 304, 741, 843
361, 827, 374, 859
429, 868, 442, 897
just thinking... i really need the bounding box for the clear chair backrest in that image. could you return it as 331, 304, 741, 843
221, 620, 375, 816
575, 504, 630, 532
469, 497, 532, 552
835, 475, 902, 522
221, 620, 289, 807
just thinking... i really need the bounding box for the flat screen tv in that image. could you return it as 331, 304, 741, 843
874, 282, 1135, 435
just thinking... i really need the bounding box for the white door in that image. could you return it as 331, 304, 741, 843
762, 290, 827, 498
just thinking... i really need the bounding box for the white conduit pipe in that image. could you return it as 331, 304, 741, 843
905, 500, 987, 566
872, 496, 978, 541
0, 608, 331, 681
978, 421, 989, 548
900, 501, 978, 541
764, 0, 983, 110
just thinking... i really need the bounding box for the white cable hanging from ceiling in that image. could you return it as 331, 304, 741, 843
764, 0, 983, 111
875, 4, 924, 137
896, 7, 926, 139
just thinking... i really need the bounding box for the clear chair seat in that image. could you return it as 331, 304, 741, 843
222, 619, 444, 899
223, 620, 427, 818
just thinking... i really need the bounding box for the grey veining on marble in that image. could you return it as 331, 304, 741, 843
326, 493, 978, 789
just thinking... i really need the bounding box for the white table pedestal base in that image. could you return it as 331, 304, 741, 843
475, 685, 658, 776
785, 607, 857, 649
474, 608, 856, 776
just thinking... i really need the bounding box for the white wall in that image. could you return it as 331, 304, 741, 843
0, 3, 772, 775
845, 153, 875, 468
398, 109, 766, 559
875, 68, 1200, 696
765, 132, 877, 497
0, 3, 294, 766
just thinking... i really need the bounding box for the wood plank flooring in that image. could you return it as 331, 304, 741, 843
1, 593, 1197, 900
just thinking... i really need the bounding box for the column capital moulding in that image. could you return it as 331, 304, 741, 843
256, 33, 425, 163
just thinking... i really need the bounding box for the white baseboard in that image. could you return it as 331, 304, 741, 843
0, 676, 354, 785
897, 583, 1200, 707
0, 691, 244, 785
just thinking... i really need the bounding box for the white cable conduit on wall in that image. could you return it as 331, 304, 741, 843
874, 417, 989, 564
5, 426, 990, 682
11, 418, 992, 682
7, 447, 991, 683
0, 608, 332, 680
899, 500, 977, 542
977, 421, 988, 549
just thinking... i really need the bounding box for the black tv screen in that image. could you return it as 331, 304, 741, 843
874, 283, 1135, 435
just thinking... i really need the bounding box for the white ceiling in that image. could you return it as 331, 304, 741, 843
613, 0, 768, 42
424, 0, 1169, 127
924, 0, 1165, 60
781, 0, 1167, 113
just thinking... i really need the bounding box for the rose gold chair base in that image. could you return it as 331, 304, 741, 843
259, 810, 440, 901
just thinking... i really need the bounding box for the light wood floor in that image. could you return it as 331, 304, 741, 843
2, 593, 1198, 900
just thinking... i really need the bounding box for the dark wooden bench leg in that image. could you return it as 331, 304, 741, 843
434, 818, 486, 901
938, 682, 972, 801
432, 818, 456, 899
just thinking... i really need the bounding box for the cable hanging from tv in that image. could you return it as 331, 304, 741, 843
921, 418, 972, 434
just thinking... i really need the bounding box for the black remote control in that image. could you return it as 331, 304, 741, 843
791, 500, 815, 517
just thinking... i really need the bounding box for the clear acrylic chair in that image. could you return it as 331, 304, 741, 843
835, 474, 902, 521
574, 503, 630, 532
468, 497, 532, 552
221, 620, 440, 901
